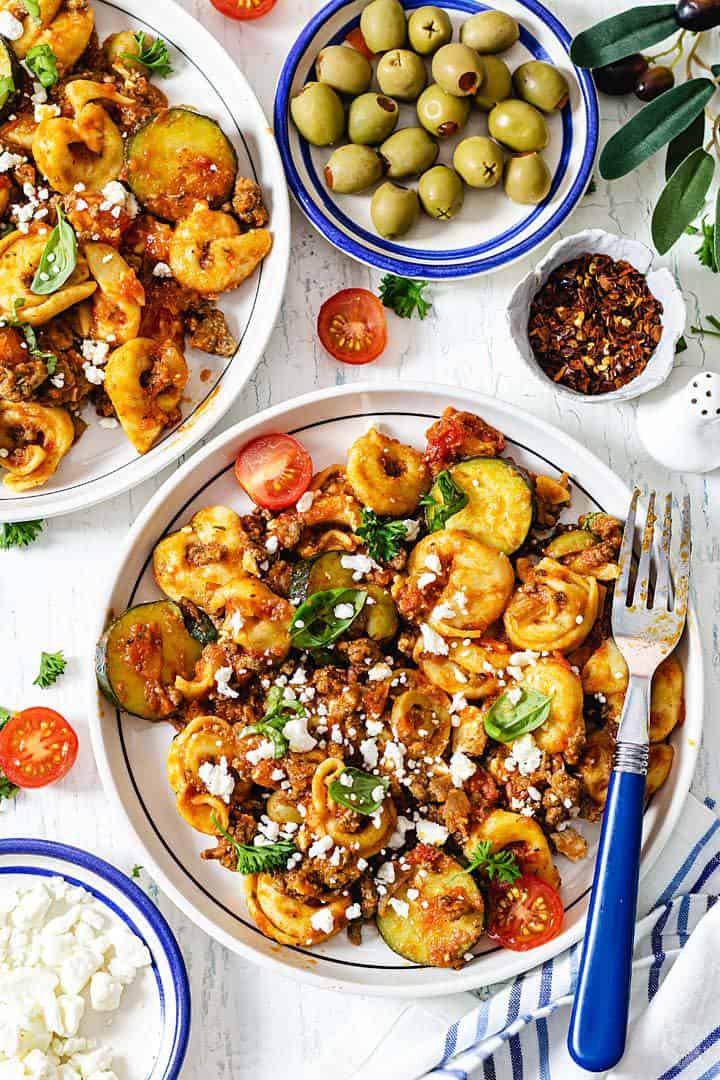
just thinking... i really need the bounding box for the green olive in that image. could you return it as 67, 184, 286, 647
104, 30, 147, 71
474, 55, 512, 111
460, 10, 520, 53
431, 43, 484, 96
513, 61, 570, 112
348, 93, 399, 144
324, 144, 385, 193
371, 181, 420, 238
418, 164, 464, 220
290, 82, 345, 146
488, 99, 549, 152
360, 0, 407, 54
504, 152, 552, 204
377, 49, 427, 101
453, 135, 504, 188
380, 126, 438, 178
315, 45, 373, 96
407, 5, 453, 55
416, 83, 470, 137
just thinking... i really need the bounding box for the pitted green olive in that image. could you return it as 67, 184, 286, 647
348, 93, 399, 144
360, 0, 407, 54
290, 82, 345, 146
488, 99, 549, 152
377, 49, 428, 101
460, 10, 520, 53
475, 55, 512, 111
513, 61, 570, 112
324, 144, 385, 193
418, 165, 464, 220
371, 182, 420, 238
416, 83, 470, 137
407, 5, 453, 55
315, 45, 373, 96
453, 136, 504, 188
431, 43, 484, 96
504, 152, 552, 204
380, 126, 439, 178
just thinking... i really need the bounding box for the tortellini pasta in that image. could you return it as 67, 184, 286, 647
465, 810, 560, 889
504, 557, 601, 652
0, 401, 75, 490
346, 428, 430, 515
245, 873, 350, 947
307, 759, 397, 858
85, 243, 145, 345
0, 230, 96, 325
103, 337, 188, 454
167, 715, 237, 834
169, 202, 272, 295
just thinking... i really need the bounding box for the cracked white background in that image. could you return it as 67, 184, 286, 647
1, 1, 719, 1076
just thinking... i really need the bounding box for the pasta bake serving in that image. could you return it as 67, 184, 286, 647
0, 0, 271, 492
96, 409, 684, 967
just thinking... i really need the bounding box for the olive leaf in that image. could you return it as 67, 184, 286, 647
570, 4, 677, 69
665, 111, 705, 180
599, 78, 715, 181
652, 148, 715, 254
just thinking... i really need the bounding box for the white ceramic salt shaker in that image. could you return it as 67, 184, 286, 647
636, 366, 720, 473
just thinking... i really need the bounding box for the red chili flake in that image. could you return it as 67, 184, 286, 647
527, 254, 664, 395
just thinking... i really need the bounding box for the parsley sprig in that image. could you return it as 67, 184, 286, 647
123, 32, 174, 78
0, 708, 18, 804
34, 650, 67, 689
691, 314, 720, 338
357, 509, 413, 563
419, 469, 468, 532
687, 219, 718, 273
211, 813, 296, 875
238, 685, 305, 759
8, 299, 58, 375
378, 274, 432, 320
0, 520, 44, 550
457, 841, 521, 885
26, 44, 58, 89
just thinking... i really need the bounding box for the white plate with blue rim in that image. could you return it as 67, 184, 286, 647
274, 0, 598, 279
0, 838, 190, 1077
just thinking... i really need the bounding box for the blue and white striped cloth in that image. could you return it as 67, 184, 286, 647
356, 794, 720, 1080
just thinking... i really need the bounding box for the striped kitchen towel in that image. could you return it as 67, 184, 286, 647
354, 793, 720, 1080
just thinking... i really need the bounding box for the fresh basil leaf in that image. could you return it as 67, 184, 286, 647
484, 687, 552, 744
290, 587, 366, 650
599, 79, 715, 181
420, 469, 468, 532
26, 44, 58, 89
570, 5, 677, 69
652, 148, 715, 255
328, 767, 389, 815
665, 111, 705, 180
31, 207, 78, 295
22, 0, 41, 21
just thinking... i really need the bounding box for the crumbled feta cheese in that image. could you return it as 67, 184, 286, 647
509, 650, 539, 667
0, 150, 24, 173
419, 623, 448, 656
527, 786, 542, 802
449, 692, 467, 715
371, 784, 386, 804
89, 972, 123, 1012
345, 903, 362, 921
416, 820, 449, 846
82, 362, 105, 386
152, 261, 172, 278
101, 181, 126, 206
334, 602, 355, 620
510, 733, 542, 776
382, 740, 405, 777
34, 102, 60, 123
308, 835, 334, 859
506, 686, 523, 706
295, 490, 315, 513
367, 662, 392, 682
424, 553, 442, 574
282, 714, 317, 753
388, 815, 413, 851
365, 718, 383, 736
575, 614, 584, 625
376, 861, 395, 885
81, 340, 110, 367
50, 372, 65, 389
449, 750, 476, 788
213, 666, 239, 700
431, 600, 456, 620
401, 518, 420, 541
0, 11, 24, 40
265, 534, 279, 554
309, 907, 335, 935
245, 740, 275, 766
198, 756, 235, 804
417, 572, 437, 590
359, 737, 378, 769
388, 898, 409, 919
340, 553, 379, 579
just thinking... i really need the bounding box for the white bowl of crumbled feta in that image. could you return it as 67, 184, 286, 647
0, 839, 190, 1079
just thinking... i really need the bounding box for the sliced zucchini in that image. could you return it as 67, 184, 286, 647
95, 600, 203, 721
290, 552, 398, 642
0, 38, 21, 122
178, 597, 218, 645
545, 530, 598, 559
377, 847, 484, 967
429, 457, 533, 555
126, 108, 238, 221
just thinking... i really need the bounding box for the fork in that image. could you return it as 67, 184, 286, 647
567, 490, 691, 1073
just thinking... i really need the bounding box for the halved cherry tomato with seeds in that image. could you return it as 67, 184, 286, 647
317, 288, 387, 365
486, 873, 564, 951
210, 0, 277, 19
234, 432, 313, 511
0, 708, 78, 789
345, 26, 376, 59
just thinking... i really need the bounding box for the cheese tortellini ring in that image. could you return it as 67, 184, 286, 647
167, 715, 236, 834
310, 759, 398, 858
220, 579, 293, 663
8, 0, 94, 71
245, 873, 350, 947
104, 337, 188, 455
414, 637, 512, 699
504, 557, 600, 653
391, 686, 451, 758
85, 243, 146, 345
0, 230, 96, 325
576, 729, 614, 808
465, 809, 560, 889
346, 428, 430, 516
169, 201, 272, 295
649, 655, 684, 743
33, 105, 124, 194
581, 638, 629, 695
0, 401, 75, 491
519, 657, 584, 761
646, 743, 674, 798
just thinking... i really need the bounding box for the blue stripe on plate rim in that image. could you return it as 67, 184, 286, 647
273, 0, 599, 279
0, 838, 190, 1080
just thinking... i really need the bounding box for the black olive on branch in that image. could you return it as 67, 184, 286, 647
635, 65, 675, 101
592, 54, 649, 95
675, 0, 720, 30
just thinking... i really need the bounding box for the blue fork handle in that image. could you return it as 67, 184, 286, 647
567, 765, 646, 1072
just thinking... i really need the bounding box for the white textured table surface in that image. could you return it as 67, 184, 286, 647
2, 1, 719, 1076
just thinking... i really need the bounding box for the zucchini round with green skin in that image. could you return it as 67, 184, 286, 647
429, 457, 534, 554
125, 108, 238, 221
545, 530, 598, 559
376, 845, 484, 967
0, 38, 21, 122
95, 600, 203, 721
290, 552, 398, 642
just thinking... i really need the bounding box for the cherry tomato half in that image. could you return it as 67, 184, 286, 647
317, 288, 387, 365
345, 26, 375, 59
0, 707, 79, 789
486, 874, 564, 952
234, 432, 313, 510
210, 0, 277, 20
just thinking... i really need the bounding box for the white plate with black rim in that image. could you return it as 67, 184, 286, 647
0, 0, 290, 523
87, 382, 702, 996
274, 0, 598, 279
0, 838, 190, 1077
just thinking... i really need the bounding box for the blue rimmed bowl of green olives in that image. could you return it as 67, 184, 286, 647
275, 0, 598, 278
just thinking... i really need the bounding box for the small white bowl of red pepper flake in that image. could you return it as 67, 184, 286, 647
506, 230, 687, 403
